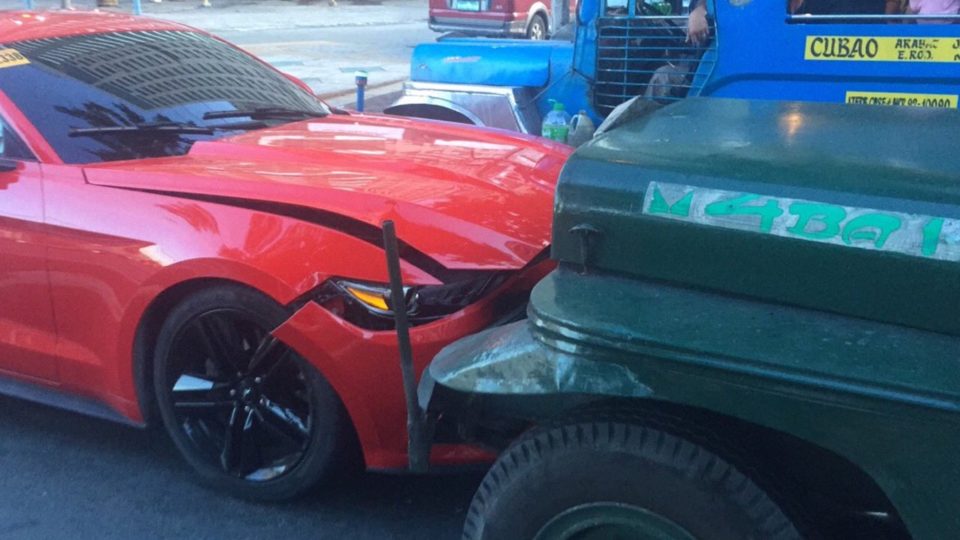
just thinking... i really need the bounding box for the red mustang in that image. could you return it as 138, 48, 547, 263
0, 11, 568, 500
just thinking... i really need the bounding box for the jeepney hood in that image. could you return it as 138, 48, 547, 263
554, 97, 960, 335
409, 39, 573, 87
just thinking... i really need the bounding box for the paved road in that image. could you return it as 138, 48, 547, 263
0, 395, 481, 539
220, 22, 436, 97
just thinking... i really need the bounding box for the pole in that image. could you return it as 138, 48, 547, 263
382, 221, 429, 473
551, 0, 560, 34
24, 0, 33, 9
354, 70, 368, 113
132, 0, 142, 15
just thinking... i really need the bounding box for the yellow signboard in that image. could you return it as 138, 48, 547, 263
805, 36, 960, 62
0, 49, 29, 69
845, 91, 958, 108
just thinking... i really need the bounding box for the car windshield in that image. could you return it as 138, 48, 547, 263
0, 30, 329, 164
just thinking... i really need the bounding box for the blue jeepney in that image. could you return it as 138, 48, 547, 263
386, 0, 960, 134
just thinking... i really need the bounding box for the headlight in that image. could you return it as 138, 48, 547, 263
335, 280, 412, 315
313, 273, 509, 330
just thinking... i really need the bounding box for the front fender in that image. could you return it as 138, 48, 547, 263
100, 198, 437, 422
425, 319, 652, 398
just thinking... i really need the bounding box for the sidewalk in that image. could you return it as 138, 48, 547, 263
2, 0, 432, 101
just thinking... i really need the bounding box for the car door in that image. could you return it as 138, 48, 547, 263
0, 116, 58, 381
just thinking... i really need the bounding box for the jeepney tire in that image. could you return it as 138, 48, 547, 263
153, 284, 359, 502
463, 421, 804, 540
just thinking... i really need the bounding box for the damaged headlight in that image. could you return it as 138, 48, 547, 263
313, 273, 509, 330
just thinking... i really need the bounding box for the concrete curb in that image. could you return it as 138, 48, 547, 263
317, 76, 407, 100
319, 77, 407, 107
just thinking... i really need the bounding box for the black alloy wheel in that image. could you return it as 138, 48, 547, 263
154, 286, 356, 501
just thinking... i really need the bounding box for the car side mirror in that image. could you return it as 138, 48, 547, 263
0, 159, 16, 173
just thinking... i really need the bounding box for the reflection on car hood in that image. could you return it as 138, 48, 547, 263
83, 114, 571, 271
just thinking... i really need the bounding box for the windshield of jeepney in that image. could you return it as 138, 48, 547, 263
0, 30, 329, 164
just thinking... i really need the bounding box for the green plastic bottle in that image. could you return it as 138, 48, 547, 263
541, 100, 571, 143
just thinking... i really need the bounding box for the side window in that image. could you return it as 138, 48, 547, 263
0, 119, 35, 161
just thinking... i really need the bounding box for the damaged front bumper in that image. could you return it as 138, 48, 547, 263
414, 268, 660, 458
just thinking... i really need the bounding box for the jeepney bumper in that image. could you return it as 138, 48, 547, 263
429, 16, 528, 37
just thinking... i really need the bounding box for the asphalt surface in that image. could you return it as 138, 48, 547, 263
0, 395, 482, 539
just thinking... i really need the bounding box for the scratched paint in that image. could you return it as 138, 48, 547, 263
642, 181, 960, 261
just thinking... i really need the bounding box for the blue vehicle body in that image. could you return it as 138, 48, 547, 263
404, 37, 595, 126
387, 0, 960, 133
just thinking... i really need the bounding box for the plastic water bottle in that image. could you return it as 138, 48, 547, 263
566, 110, 596, 147
541, 100, 571, 143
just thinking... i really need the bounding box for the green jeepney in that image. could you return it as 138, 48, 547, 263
418, 98, 960, 539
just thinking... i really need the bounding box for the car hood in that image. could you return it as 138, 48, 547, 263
83, 114, 570, 274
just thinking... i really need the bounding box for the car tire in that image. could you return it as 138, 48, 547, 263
527, 14, 548, 40
153, 285, 357, 501
463, 421, 804, 540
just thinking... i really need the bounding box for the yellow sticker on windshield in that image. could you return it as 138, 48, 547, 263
805, 36, 960, 62
0, 49, 29, 69
846, 91, 958, 108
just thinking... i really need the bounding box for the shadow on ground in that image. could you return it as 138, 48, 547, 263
0, 395, 481, 539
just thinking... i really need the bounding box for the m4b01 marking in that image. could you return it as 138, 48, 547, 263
643, 181, 960, 261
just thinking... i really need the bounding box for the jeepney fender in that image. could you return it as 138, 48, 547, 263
424, 319, 653, 398
384, 81, 541, 133
407, 40, 556, 87
385, 93, 485, 126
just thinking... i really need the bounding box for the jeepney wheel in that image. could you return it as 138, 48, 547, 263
463, 421, 803, 540
153, 285, 357, 501
527, 14, 548, 40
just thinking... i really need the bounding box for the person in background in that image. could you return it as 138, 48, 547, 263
686, 0, 709, 44
886, 0, 909, 14
907, 0, 960, 22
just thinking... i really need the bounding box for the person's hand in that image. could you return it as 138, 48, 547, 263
686, 4, 709, 45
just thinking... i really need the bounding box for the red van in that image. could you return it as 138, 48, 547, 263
428, 0, 575, 40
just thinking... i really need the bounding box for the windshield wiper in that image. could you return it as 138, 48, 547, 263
69, 122, 215, 137
68, 120, 270, 137
202, 107, 329, 121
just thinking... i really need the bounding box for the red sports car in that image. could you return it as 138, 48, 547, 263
0, 11, 568, 500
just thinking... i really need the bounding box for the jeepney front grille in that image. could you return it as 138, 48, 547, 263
595, 15, 716, 116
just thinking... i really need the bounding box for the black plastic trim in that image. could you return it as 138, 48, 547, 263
0, 374, 143, 428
